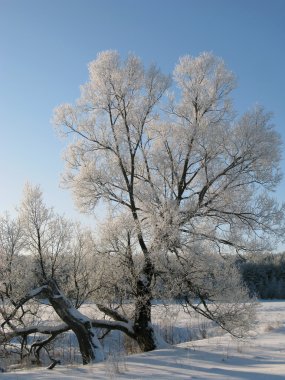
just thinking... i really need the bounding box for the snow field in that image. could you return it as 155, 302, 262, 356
1, 301, 285, 379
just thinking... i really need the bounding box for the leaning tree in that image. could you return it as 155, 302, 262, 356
0, 185, 131, 364
52, 51, 285, 352
0, 184, 106, 364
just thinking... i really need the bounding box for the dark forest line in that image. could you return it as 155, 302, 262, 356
240, 252, 285, 299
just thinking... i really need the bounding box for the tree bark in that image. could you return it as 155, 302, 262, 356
44, 279, 104, 364
133, 263, 157, 352
133, 297, 156, 351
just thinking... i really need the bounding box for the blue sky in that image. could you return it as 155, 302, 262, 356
0, 0, 285, 227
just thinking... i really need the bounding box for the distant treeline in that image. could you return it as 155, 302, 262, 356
239, 252, 285, 299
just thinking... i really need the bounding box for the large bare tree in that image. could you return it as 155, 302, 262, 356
52, 51, 285, 352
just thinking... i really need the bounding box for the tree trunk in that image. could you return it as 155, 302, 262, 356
133, 265, 157, 352
44, 279, 104, 364
134, 297, 157, 351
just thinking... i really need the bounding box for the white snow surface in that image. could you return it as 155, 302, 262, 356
2, 301, 285, 379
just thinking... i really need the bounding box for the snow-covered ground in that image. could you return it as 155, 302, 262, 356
2, 301, 285, 379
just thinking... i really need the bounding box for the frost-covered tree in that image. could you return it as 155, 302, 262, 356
52, 51, 285, 352
1, 186, 153, 366
0, 213, 25, 302
0, 185, 107, 365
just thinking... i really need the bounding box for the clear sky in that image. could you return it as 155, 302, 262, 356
0, 0, 285, 227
